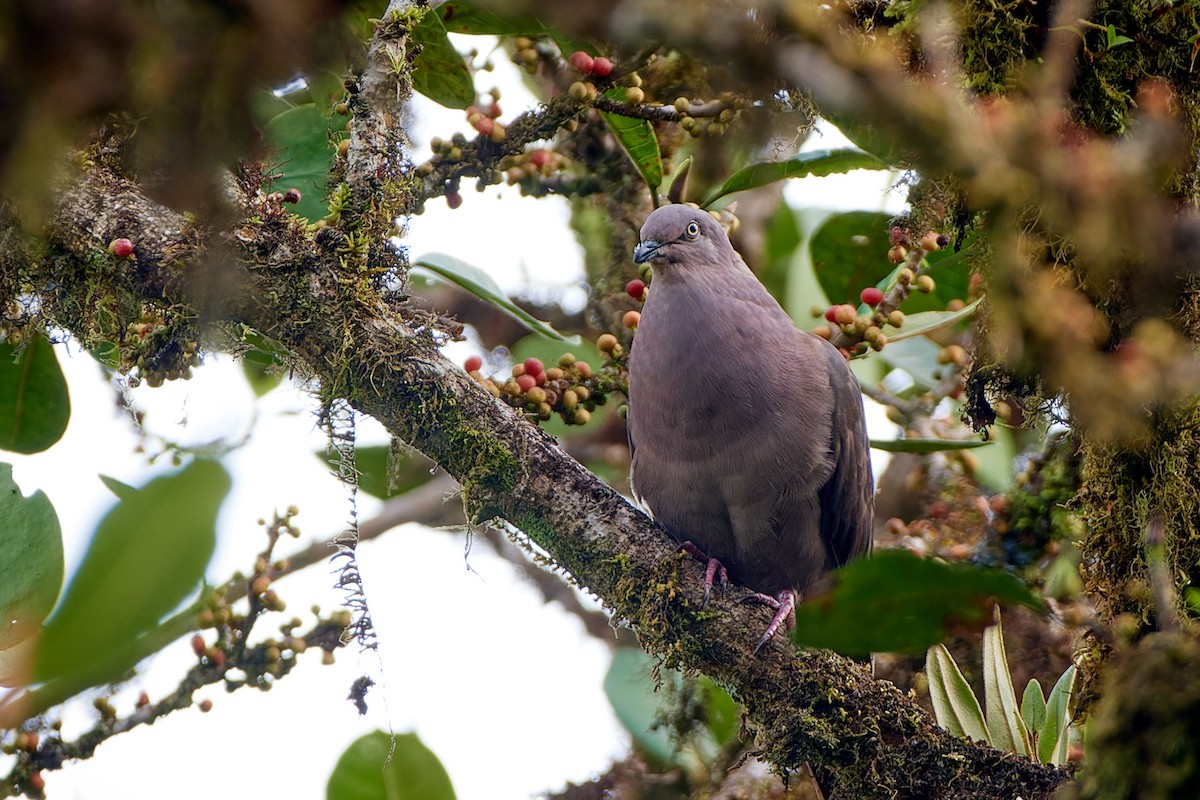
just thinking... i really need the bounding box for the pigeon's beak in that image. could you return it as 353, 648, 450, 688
633, 239, 663, 264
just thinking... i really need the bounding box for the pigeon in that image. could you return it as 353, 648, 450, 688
627, 204, 873, 650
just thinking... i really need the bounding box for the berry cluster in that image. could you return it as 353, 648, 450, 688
125, 314, 200, 388
812, 229, 954, 356
466, 351, 614, 425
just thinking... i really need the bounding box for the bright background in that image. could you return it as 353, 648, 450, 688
2, 36, 904, 800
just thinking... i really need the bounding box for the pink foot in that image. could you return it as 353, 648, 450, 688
679, 541, 728, 606
742, 590, 796, 653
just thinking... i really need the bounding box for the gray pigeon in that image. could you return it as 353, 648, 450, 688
627, 204, 874, 650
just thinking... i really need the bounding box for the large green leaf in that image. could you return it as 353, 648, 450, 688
413, 253, 575, 341
604, 647, 678, 765
34, 460, 229, 684
810, 211, 894, 307
983, 614, 1030, 756
436, 2, 552, 36
601, 89, 663, 195
410, 12, 475, 110
790, 549, 1044, 656
877, 335, 943, 391
700, 148, 883, 207
869, 438, 990, 454
0, 334, 70, 454
327, 731, 456, 800
0, 464, 63, 654
927, 644, 990, 744
263, 104, 334, 223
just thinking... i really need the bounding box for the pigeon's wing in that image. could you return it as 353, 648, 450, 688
815, 337, 874, 567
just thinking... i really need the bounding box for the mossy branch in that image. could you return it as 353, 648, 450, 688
11, 156, 1070, 799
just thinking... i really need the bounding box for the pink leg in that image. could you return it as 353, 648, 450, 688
742, 590, 796, 653
679, 541, 728, 606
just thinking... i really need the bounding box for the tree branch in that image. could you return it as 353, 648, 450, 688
16, 158, 1069, 798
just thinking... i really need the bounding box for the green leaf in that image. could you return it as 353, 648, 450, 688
601, 90, 663, 194
327, 730, 456, 800
410, 12, 475, 110
604, 647, 678, 766
700, 148, 883, 208
315, 443, 436, 501
436, 2, 552, 36
98, 474, 138, 501
790, 549, 1044, 656
1021, 678, 1047, 737
700, 676, 740, 747
413, 253, 576, 342
759, 203, 803, 304
0, 464, 63, 652
887, 298, 982, 343
34, 460, 229, 684
243, 359, 285, 397
869, 438, 990, 454
810, 211, 894, 307
263, 104, 334, 223
926, 644, 990, 744
0, 334, 70, 454
1038, 665, 1076, 765
983, 613, 1030, 756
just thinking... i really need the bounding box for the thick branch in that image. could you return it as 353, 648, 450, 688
27, 162, 1068, 799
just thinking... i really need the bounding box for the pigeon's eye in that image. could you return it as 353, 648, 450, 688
685, 221, 700, 238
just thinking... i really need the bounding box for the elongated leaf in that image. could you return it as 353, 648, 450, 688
790, 549, 1044, 655
0, 464, 63, 653
701, 148, 883, 207
601, 90, 662, 193
887, 298, 982, 343
1021, 678, 1047, 737
0, 334, 70, 454
413, 253, 575, 341
410, 12, 474, 109
327, 730, 456, 800
34, 460, 229, 685
927, 644, 990, 744
983, 614, 1030, 755
263, 104, 334, 223
1039, 665, 1076, 765
877, 335, 943, 391
869, 438, 990, 454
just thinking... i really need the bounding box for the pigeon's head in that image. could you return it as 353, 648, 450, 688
633, 205, 733, 268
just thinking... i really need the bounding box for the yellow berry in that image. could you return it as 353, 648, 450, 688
916, 275, 936, 293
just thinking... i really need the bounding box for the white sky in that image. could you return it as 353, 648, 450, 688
2, 36, 905, 800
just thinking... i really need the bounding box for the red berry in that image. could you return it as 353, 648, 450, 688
282, 188, 302, 204
625, 279, 646, 300
108, 237, 134, 258
590, 57, 614, 77
474, 117, 494, 137
523, 357, 544, 377
516, 374, 537, 392
860, 287, 884, 306
446, 190, 463, 209
824, 306, 839, 323
464, 355, 483, 373
487, 103, 502, 118
569, 51, 594, 73
529, 150, 550, 168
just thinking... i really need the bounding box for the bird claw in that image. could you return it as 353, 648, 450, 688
743, 590, 796, 653
679, 542, 728, 607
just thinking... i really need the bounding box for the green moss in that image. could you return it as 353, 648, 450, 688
1079, 398, 1200, 629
